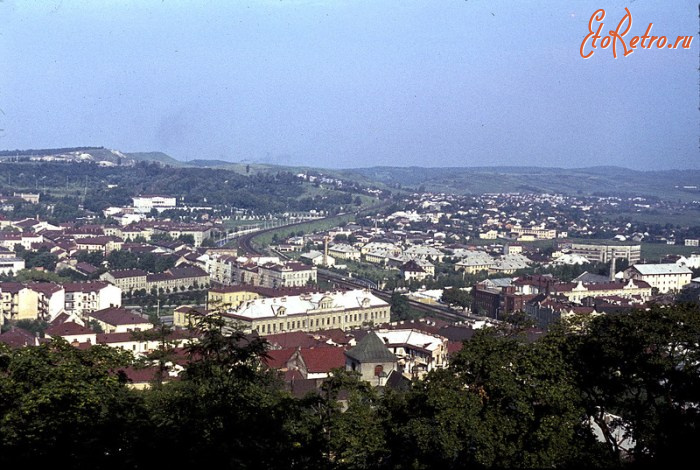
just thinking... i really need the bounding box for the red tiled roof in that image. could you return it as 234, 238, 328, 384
45, 321, 95, 337
0, 328, 37, 348
76, 262, 100, 274
88, 307, 151, 327
0, 282, 27, 294
27, 282, 63, 296
63, 281, 110, 293
299, 347, 346, 373
97, 331, 138, 344
106, 268, 148, 279
264, 331, 325, 349
263, 348, 296, 369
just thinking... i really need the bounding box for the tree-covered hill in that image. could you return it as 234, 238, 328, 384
0, 161, 373, 216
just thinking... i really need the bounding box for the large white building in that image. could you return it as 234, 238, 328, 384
623, 264, 693, 294
64, 282, 122, 319
225, 289, 390, 335
373, 328, 449, 376
132, 195, 177, 214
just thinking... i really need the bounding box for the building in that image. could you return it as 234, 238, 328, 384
563, 242, 641, 264
345, 331, 397, 386
75, 236, 124, 255
86, 307, 153, 334
173, 305, 208, 328
132, 195, 177, 214
100, 269, 149, 293
0, 247, 25, 275
0, 232, 43, 250
328, 243, 361, 261
257, 262, 317, 288
373, 329, 448, 377
207, 286, 263, 311
0, 282, 64, 323
623, 264, 693, 293
400, 260, 433, 282
206, 254, 237, 284
0, 283, 39, 322
550, 279, 652, 303
300, 250, 335, 267
455, 251, 496, 274
45, 321, 97, 345
146, 265, 210, 292
225, 289, 390, 335
510, 225, 557, 240
152, 223, 212, 247
64, 282, 122, 319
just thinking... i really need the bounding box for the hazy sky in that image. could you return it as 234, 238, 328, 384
0, 0, 697, 169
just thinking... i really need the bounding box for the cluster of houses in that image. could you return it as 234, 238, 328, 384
472, 260, 697, 328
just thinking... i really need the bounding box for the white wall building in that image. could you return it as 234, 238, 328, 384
132, 195, 177, 214
623, 264, 693, 294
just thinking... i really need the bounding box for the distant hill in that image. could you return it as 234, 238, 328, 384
2, 146, 697, 200
338, 166, 700, 201
126, 151, 186, 167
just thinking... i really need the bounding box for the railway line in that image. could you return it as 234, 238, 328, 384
235, 206, 472, 324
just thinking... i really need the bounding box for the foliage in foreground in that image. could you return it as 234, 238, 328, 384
0, 306, 698, 468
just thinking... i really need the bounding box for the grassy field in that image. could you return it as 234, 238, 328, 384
607, 210, 700, 227
251, 213, 357, 248
640, 243, 699, 262
471, 236, 698, 262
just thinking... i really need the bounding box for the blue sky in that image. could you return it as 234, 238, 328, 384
0, 0, 697, 169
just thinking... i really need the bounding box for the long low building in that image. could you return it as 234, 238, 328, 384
561, 242, 641, 264
225, 289, 390, 335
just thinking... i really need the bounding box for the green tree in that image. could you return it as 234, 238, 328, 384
0, 339, 144, 467
441, 287, 472, 310
383, 328, 598, 468
177, 234, 195, 245
558, 306, 700, 464
389, 291, 412, 321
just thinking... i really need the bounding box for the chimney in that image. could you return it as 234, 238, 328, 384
610, 257, 616, 281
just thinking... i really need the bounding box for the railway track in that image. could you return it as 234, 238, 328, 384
235, 205, 472, 324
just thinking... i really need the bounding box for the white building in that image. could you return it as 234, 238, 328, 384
623, 264, 693, 294
300, 250, 336, 267
0, 255, 25, 276
64, 282, 122, 319
374, 328, 449, 376
132, 195, 177, 214
226, 289, 390, 335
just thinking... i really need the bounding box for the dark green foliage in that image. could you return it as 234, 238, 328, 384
76, 250, 105, 267
17, 246, 58, 271
106, 250, 176, 273
389, 291, 412, 321
559, 306, 700, 464
0, 307, 698, 468
0, 340, 144, 468
441, 287, 472, 309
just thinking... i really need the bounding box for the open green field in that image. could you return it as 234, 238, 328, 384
640, 243, 698, 262
606, 210, 700, 228
251, 213, 357, 249
474, 237, 699, 262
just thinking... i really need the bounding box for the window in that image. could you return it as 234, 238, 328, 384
374, 365, 384, 376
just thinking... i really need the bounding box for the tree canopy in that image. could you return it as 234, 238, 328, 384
0, 306, 698, 467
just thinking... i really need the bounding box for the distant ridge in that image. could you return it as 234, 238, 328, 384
127, 151, 186, 167
1, 146, 698, 201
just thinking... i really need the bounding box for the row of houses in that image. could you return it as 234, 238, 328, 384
0, 281, 121, 324
100, 265, 210, 294
205, 254, 317, 288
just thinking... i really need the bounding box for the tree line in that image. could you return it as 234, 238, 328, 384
1, 306, 698, 468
